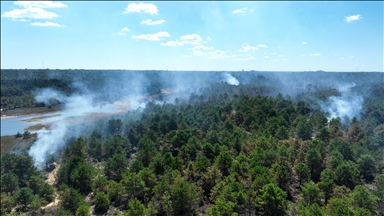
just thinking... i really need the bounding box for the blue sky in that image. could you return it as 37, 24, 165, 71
1, 1, 383, 71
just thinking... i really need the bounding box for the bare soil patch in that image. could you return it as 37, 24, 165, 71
46, 163, 60, 185
41, 164, 61, 213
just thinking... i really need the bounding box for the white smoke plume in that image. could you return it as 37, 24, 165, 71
223, 72, 240, 86
28, 88, 142, 168
27, 71, 225, 168
28, 123, 68, 168
34, 88, 67, 105
321, 82, 363, 126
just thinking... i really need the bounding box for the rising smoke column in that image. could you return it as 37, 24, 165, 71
28, 81, 157, 168
29, 89, 95, 168
223, 72, 240, 86
28, 122, 68, 168
321, 82, 363, 126
29, 88, 125, 168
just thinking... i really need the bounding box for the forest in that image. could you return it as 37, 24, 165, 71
1, 69, 384, 216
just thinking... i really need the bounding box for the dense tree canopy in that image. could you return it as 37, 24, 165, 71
1, 70, 383, 215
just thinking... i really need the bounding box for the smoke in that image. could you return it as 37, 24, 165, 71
28, 87, 143, 168
34, 88, 67, 106
28, 123, 68, 168
27, 71, 233, 167
24, 71, 382, 168
320, 82, 363, 126
223, 72, 239, 86
27, 70, 185, 168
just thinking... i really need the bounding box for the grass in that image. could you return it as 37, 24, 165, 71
1, 134, 37, 155
1, 105, 64, 117
24, 123, 51, 131
22, 114, 61, 122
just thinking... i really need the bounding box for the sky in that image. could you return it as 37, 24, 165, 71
1, 1, 383, 72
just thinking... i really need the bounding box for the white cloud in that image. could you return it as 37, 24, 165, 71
14, 1, 67, 8
192, 45, 214, 50
344, 14, 362, 22
193, 50, 206, 57
264, 56, 270, 59
282, 58, 288, 61
206, 36, 212, 41
194, 49, 254, 60
12, 18, 31, 22
264, 52, 267, 55
232, 7, 246, 15
2, 1, 67, 22
30, 21, 64, 27
257, 44, 268, 48
180, 34, 203, 45
207, 50, 231, 59
340, 57, 344, 60
272, 52, 277, 55
160, 41, 184, 46
132, 31, 170, 41
2, 7, 59, 19
311, 53, 322, 56
302, 42, 308, 45
124, 3, 158, 15
116, 27, 129, 36
141, 19, 166, 25
238, 43, 258, 52
279, 55, 284, 57
349, 56, 355, 59
300, 54, 305, 57
181, 55, 190, 58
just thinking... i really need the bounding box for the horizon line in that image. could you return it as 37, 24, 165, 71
1, 69, 383, 73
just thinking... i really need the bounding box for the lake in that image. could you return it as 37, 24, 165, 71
0, 112, 63, 136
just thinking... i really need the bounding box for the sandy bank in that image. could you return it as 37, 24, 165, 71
1, 115, 19, 119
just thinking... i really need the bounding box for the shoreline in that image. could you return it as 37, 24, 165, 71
1, 115, 20, 119
0, 105, 64, 120
1, 113, 55, 120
